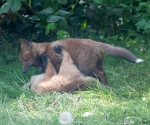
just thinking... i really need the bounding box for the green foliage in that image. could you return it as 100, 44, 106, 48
47, 15, 61, 22
37, 7, 53, 16
10, 0, 22, 12
93, 0, 103, 4
133, 1, 150, 34
136, 19, 150, 33
0, 0, 150, 56
31, 0, 70, 35
0, 1, 10, 14
57, 30, 70, 40
0, 0, 27, 14
45, 22, 56, 35
57, 10, 70, 16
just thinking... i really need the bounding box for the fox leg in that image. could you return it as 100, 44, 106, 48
94, 68, 108, 85
35, 54, 57, 94
79, 52, 108, 85
53, 45, 74, 74
94, 55, 108, 85
41, 54, 57, 77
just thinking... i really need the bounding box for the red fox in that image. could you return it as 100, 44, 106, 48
23, 45, 96, 94
19, 38, 144, 85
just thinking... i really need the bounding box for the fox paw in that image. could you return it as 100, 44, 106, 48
53, 45, 63, 54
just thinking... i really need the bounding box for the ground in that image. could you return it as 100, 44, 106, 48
0, 51, 150, 125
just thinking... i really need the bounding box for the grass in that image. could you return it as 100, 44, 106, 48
0, 52, 150, 125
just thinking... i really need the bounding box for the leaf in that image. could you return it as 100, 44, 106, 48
57, 10, 70, 16
57, 17, 68, 29
51, 2, 59, 10
20, 0, 27, 2
38, 7, 54, 16
136, 19, 146, 31
44, 1, 59, 11
93, 0, 103, 4
119, 3, 127, 8
29, 16, 40, 21
135, 19, 146, 26
47, 15, 61, 22
58, 0, 67, 5
0, 1, 11, 14
10, 0, 22, 12
45, 23, 56, 35
57, 30, 70, 40
137, 2, 148, 11
112, 8, 123, 16
144, 23, 150, 29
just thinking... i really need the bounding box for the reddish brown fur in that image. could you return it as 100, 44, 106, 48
19, 38, 143, 85
24, 48, 96, 94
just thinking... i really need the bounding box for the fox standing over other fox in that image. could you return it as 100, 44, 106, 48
24, 45, 96, 94
19, 38, 144, 85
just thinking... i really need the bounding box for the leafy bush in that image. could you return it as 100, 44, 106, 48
0, 0, 149, 59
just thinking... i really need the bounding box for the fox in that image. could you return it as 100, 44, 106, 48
19, 38, 144, 85
24, 45, 96, 94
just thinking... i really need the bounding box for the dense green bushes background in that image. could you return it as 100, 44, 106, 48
0, 0, 149, 62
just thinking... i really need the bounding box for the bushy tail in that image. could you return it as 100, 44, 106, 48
100, 43, 144, 63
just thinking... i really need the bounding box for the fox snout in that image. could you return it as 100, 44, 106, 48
23, 64, 30, 73
22, 62, 33, 73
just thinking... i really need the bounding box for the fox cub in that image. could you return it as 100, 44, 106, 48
23, 45, 96, 94
19, 38, 144, 85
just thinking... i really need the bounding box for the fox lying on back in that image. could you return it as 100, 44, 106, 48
19, 38, 144, 85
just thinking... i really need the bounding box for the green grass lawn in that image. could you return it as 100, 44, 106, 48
0, 52, 150, 125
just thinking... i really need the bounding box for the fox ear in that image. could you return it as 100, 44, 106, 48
20, 39, 32, 49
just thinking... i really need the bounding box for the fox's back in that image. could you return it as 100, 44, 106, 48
51, 38, 103, 73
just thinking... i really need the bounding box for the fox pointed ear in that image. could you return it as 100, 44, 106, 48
20, 39, 32, 49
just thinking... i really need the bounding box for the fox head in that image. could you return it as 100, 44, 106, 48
19, 39, 44, 73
